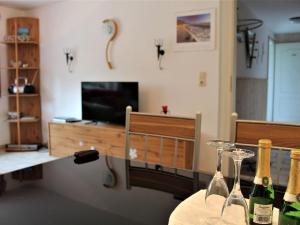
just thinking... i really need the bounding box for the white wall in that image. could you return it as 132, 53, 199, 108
0, 6, 26, 145
29, 0, 221, 173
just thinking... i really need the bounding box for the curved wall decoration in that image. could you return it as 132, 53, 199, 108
102, 18, 118, 70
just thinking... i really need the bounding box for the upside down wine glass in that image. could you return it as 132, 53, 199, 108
205, 140, 235, 200
221, 148, 255, 225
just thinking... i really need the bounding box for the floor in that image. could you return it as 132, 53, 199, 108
0, 149, 59, 175
0, 185, 147, 225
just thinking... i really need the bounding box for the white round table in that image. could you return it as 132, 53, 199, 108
169, 190, 279, 225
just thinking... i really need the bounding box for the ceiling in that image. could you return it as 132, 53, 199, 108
0, 0, 62, 10
240, 0, 300, 34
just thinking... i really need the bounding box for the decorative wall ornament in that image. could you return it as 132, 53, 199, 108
174, 8, 216, 51
102, 18, 118, 69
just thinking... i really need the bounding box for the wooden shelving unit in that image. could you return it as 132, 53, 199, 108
4, 17, 42, 151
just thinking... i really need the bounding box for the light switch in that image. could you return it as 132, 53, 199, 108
199, 72, 207, 87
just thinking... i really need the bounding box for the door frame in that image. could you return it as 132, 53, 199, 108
266, 37, 276, 121
219, 0, 236, 177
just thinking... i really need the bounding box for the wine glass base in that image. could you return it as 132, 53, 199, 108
221, 193, 249, 225
205, 172, 229, 201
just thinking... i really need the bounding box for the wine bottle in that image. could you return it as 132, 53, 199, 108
279, 149, 300, 225
249, 139, 275, 225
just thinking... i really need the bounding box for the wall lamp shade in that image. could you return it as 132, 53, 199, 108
154, 39, 165, 70
64, 48, 75, 73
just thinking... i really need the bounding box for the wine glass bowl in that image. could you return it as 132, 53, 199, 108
221, 148, 255, 225
205, 140, 235, 201
207, 140, 235, 150
225, 148, 255, 161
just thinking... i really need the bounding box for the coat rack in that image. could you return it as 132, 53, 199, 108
237, 18, 263, 68
237, 18, 263, 33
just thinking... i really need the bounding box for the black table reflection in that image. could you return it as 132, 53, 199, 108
0, 155, 210, 225
0, 144, 289, 225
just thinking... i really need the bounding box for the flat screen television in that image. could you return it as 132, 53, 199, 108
82, 82, 138, 125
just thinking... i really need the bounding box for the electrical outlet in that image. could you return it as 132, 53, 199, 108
199, 72, 207, 87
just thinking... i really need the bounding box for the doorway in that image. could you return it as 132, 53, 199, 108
272, 42, 300, 123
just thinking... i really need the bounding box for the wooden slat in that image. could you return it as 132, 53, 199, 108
14, 19, 21, 145
130, 114, 195, 139
236, 121, 300, 148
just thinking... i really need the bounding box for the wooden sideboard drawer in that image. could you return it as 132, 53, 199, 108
48, 123, 125, 158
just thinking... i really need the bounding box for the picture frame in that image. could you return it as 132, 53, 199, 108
174, 8, 216, 51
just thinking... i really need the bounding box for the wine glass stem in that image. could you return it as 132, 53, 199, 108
216, 148, 222, 172
233, 159, 242, 192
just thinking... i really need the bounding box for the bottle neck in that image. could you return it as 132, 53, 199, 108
254, 147, 271, 185
284, 158, 300, 202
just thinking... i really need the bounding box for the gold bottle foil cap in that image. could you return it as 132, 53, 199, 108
291, 149, 300, 160
258, 139, 272, 148
286, 152, 300, 198
256, 139, 272, 180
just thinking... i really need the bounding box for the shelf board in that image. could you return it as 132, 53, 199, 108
9, 67, 39, 70
8, 118, 40, 123
1, 41, 39, 45
9, 94, 39, 97
0, 67, 39, 70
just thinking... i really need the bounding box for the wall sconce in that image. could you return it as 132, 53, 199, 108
64, 48, 75, 73
154, 39, 165, 70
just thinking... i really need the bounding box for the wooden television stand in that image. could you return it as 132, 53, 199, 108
48, 122, 194, 169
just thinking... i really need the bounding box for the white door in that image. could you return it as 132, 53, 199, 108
273, 42, 300, 123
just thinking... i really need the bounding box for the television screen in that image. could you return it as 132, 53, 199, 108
82, 82, 138, 125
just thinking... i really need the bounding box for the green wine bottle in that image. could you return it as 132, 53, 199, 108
249, 139, 275, 225
279, 149, 300, 225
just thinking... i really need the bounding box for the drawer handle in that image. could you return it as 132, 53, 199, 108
79, 140, 85, 147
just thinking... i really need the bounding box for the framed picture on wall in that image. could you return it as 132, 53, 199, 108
174, 8, 216, 51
